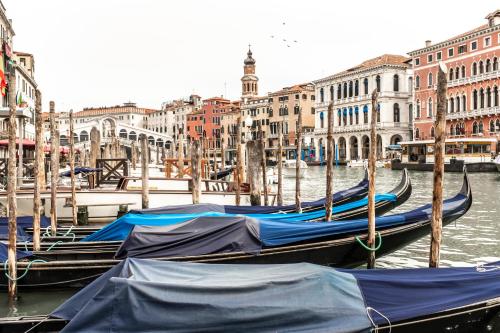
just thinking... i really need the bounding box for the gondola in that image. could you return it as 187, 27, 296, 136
1, 257, 498, 333
0, 169, 471, 289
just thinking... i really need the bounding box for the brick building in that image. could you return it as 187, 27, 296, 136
408, 10, 500, 154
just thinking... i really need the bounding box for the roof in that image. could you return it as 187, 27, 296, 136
76, 105, 158, 117
269, 83, 314, 96
340, 54, 409, 74
14, 51, 34, 57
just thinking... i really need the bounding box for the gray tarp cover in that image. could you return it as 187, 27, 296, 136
53, 258, 372, 333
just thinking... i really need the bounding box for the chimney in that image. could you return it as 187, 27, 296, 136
425, 40, 432, 47
486, 10, 500, 27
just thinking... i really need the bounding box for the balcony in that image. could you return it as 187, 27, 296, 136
313, 122, 410, 135
448, 70, 500, 88
445, 106, 500, 120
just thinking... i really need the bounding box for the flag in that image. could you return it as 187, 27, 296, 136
0, 51, 6, 96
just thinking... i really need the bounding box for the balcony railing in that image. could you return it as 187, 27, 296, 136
448, 70, 500, 87
445, 106, 500, 120
313, 122, 410, 135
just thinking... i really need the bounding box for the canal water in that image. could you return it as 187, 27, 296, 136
1, 166, 499, 317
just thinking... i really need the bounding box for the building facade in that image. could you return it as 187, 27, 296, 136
313, 54, 413, 162
408, 10, 500, 154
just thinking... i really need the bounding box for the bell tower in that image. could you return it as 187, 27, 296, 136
241, 45, 258, 98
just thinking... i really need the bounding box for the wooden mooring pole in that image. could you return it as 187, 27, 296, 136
367, 90, 378, 269
140, 135, 149, 209
235, 116, 242, 206
7, 69, 18, 300
258, 124, 268, 206
49, 101, 58, 235
89, 127, 100, 189
131, 141, 137, 171
295, 108, 302, 213
177, 133, 184, 178
32, 89, 44, 251
191, 140, 201, 204
69, 110, 77, 226
247, 141, 262, 206
325, 102, 334, 221
429, 63, 448, 268
277, 121, 283, 206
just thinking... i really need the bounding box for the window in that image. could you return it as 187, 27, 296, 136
471, 41, 477, 50
295, 94, 299, 100
375, 75, 381, 92
428, 98, 433, 117
354, 80, 359, 96
294, 106, 300, 114
415, 128, 420, 139
436, 51, 442, 61
484, 36, 491, 47
393, 74, 399, 92
472, 62, 478, 76
427, 54, 433, 63
415, 75, 420, 88
428, 72, 433, 87
448, 48, 454, 57
430, 127, 435, 138
416, 100, 421, 118
337, 84, 342, 100
458, 44, 467, 54
473, 90, 478, 109
415, 58, 420, 66
461, 65, 466, 78
363, 78, 368, 94
348, 81, 353, 97
393, 103, 400, 123
330, 86, 334, 101
319, 88, 324, 102
449, 68, 454, 81
343, 82, 348, 98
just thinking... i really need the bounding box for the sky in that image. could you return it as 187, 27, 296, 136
5, 0, 497, 112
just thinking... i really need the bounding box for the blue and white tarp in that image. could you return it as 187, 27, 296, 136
83, 194, 397, 242
51, 258, 500, 332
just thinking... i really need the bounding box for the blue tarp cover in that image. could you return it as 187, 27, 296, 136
83, 194, 396, 242
112, 191, 468, 259
51, 258, 500, 332
0, 242, 32, 262
0, 216, 50, 242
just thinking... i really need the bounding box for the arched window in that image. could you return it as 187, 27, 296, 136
343, 82, 348, 98
363, 105, 369, 124
337, 84, 342, 100
393, 74, 399, 91
320, 87, 324, 102
393, 103, 400, 123
377, 104, 381, 123
415, 75, 420, 88
416, 100, 421, 118
320, 112, 324, 128
493, 57, 498, 71
408, 77, 413, 91
455, 96, 460, 112
415, 128, 420, 139
479, 61, 484, 74
486, 87, 492, 107
428, 72, 433, 87
461, 66, 466, 78
455, 67, 459, 80
354, 80, 359, 96
490, 120, 495, 133
428, 98, 433, 117
473, 90, 478, 109
472, 62, 477, 76
348, 81, 353, 97
494, 86, 499, 107
449, 97, 454, 113
330, 86, 334, 101
479, 121, 483, 133
472, 121, 478, 134
450, 124, 455, 136
337, 110, 341, 126
449, 68, 454, 81
496, 119, 500, 132
462, 95, 467, 111
363, 78, 368, 95
375, 75, 381, 92
479, 88, 485, 108
430, 127, 435, 138
486, 59, 491, 73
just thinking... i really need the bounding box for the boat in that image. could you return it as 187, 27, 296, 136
282, 159, 308, 178
2, 257, 498, 333
0, 169, 470, 289
348, 159, 385, 168
494, 155, 500, 172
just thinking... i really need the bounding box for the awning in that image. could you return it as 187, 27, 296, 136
349, 107, 353, 115
363, 105, 368, 113
354, 106, 359, 114
0, 138, 36, 147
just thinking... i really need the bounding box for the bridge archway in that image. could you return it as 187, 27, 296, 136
119, 129, 128, 139
148, 136, 155, 145
101, 118, 116, 137
129, 131, 137, 141
80, 130, 89, 142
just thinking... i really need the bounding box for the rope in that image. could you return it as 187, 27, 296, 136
23, 316, 51, 333
355, 232, 382, 252
3, 259, 47, 281
476, 263, 500, 272
46, 241, 64, 251
366, 306, 391, 333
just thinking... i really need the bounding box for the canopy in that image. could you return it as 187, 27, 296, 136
51, 258, 500, 332
0, 216, 50, 242
112, 189, 468, 258
83, 194, 396, 242
0, 242, 32, 262
0, 138, 36, 147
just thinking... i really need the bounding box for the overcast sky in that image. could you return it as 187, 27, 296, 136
5, 0, 497, 112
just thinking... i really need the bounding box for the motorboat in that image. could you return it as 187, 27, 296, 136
282, 159, 308, 178
494, 155, 500, 172
347, 159, 385, 168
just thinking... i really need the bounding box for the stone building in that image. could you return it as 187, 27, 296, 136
313, 54, 413, 162
408, 10, 500, 154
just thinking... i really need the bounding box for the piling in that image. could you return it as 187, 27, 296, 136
49, 101, 58, 235
177, 133, 184, 178
140, 134, 149, 209
69, 110, 77, 226
429, 62, 448, 268
7, 70, 18, 299
258, 124, 268, 206
221, 138, 226, 171
277, 121, 283, 206
295, 108, 302, 213
247, 141, 262, 206
131, 141, 137, 171
32, 89, 43, 251
367, 90, 378, 269
191, 140, 201, 204
89, 127, 100, 188
325, 102, 334, 221
235, 116, 242, 205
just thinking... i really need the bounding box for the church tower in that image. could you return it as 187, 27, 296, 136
241, 46, 258, 98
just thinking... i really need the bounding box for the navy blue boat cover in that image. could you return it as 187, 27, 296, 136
0, 216, 50, 242
131, 174, 369, 215
0, 242, 32, 262
52, 258, 500, 332
113, 190, 468, 259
